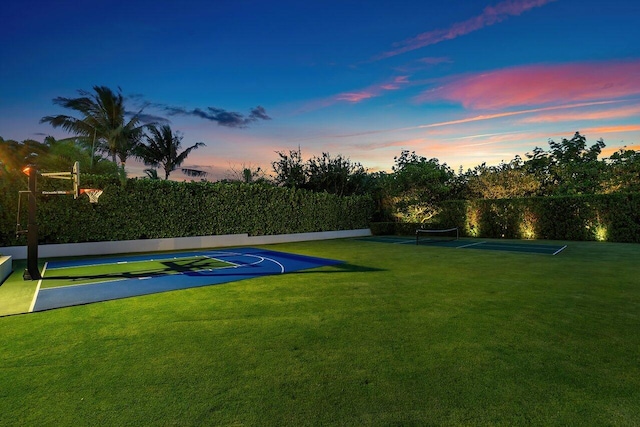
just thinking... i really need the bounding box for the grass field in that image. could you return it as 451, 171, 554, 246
1, 238, 639, 425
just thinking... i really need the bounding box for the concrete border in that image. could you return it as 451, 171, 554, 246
0, 256, 12, 284
1, 229, 371, 260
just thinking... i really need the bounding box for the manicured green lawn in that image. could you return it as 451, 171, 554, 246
0, 259, 39, 315
1, 239, 639, 425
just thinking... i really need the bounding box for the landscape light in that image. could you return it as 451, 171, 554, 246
595, 224, 608, 242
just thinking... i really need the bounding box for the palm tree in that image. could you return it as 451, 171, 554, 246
38, 136, 120, 175
143, 168, 160, 180
135, 125, 205, 180
0, 137, 49, 172
40, 86, 149, 170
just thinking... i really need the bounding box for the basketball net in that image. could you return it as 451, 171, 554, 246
80, 189, 103, 204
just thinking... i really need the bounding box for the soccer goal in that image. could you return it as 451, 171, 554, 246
416, 227, 459, 245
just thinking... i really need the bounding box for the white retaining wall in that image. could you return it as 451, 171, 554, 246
0, 256, 12, 284
0, 229, 371, 260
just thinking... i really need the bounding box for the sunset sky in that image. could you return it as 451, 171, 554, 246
1, 0, 639, 179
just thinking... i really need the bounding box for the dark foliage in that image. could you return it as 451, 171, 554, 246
1, 176, 373, 246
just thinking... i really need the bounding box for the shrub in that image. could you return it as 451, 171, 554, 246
0, 177, 374, 246
433, 193, 640, 243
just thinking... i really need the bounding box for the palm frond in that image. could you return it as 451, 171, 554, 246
181, 168, 208, 178
173, 142, 206, 168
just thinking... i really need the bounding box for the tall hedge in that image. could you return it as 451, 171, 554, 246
434, 193, 640, 243
1, 177, 373, 246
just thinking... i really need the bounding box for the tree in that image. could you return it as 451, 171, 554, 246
386, 150, 454, 222
602, 148, 640, 193
0, 136, 120, 186
272, 147, 306, 188
305, 152, 368, 196
40, 85, 149, 169
0, 137, 49, 173
464, 156, 541, 199
525, 132, 606, 195
37, 136, 120, 175
143, 168, 160, 180
226, 164, 270, 184
271, 149, 371, 195
135, 125, 205, 180
389, 150, 454, 196
523, 146, 554, 195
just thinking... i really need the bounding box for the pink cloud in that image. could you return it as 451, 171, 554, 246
418, 57, 453, 65
417, 60, 640, 110
335, 92, 376, 103
380, 75, 410, 90
376, 0, 557, 60
298, 75, 412, 111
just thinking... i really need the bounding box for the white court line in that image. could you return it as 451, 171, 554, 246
41, 250, 286, 292
393, 239, 416, 245
228, 253, 286, 273
481, 243, 564, 250
203, 255, 240, 268
262, 256, 286, 273
43, 278, 130, 290
43, 253, 244, 290
28, 262, 48, 312
553, 245, 568, 256
456, 241, 486, 249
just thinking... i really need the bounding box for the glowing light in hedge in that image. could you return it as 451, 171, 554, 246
466, 205, 480, 237
595, 224, 608, 241
520, 222, 536, 239
519, 210, 538, 240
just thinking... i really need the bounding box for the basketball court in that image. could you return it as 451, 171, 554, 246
30, 248, 342, 312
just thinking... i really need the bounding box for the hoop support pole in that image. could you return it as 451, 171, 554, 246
25, 167, 40, 280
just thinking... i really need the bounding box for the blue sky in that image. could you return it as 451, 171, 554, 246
1, 0, 639, 179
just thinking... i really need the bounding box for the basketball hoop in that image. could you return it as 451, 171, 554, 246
80, 188, 103, 204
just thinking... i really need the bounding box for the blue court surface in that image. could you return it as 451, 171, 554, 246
31, 248, 342, 312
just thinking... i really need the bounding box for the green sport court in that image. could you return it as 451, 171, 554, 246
358, 235, 567, 255
28, 247, 342, 312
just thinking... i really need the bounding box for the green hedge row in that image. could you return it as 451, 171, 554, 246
370, 222, 432, 236
372, 193, 640, 243
1, 178, 374, 246
436, 193, 640, 243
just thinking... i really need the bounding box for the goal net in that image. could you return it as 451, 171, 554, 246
416, 227, 459, 245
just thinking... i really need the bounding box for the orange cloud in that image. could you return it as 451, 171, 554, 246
520, 104, 640, 123
376, 0, 557, 60
601, 144, 640, 158
580, 124, 640, 135
417, 60, 640, 109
